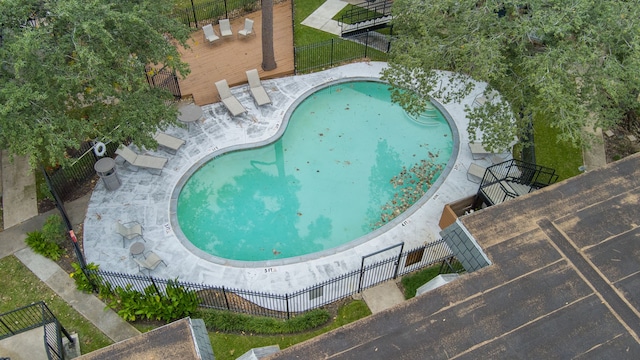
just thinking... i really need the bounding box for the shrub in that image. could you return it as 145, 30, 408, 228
105, 280, 199, 323
196, 308, 331, 334
25, 230, 63, 261
70, 262, 100, 293
42, 214, 66, 245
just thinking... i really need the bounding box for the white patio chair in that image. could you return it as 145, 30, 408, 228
116, 221, 145, 248
219, 19, 233, 38
133, 252, 167, 275
215, 79, 247, 116
153, 132, 185, 154
115, 145, 167, 175
202, 24, 219, 43
246, 69, 271, 106
238, 18, 255, 38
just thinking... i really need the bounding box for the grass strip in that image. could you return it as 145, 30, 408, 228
400, 265, 441, 299
0, 255, 113, 354
208, 300, 370, 360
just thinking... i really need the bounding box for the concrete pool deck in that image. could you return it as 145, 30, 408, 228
84, 62, 497, 295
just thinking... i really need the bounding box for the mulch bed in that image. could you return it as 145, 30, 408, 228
603, 125, 640, 163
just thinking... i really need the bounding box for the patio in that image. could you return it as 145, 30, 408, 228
83, 62, 496, 295
176, 1, 294, 106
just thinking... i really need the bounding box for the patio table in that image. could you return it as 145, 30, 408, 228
178, 104, 203, 133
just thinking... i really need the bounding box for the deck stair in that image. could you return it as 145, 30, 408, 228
476, 159, 558, 207
340, 0, 393, 37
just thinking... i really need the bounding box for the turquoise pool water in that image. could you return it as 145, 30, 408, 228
176, 81, 453, 261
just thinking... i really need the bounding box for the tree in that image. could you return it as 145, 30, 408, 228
382, 0, 640, 152
0, 0, 191, 168
261, 0, 277, 71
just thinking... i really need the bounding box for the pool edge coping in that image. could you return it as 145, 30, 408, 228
169, 77, 460, 267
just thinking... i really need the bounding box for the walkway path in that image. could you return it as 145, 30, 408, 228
0, 192, 140, 354
301, 0, 348, 35
1, 151, 38, 229
14, 247, 140, 343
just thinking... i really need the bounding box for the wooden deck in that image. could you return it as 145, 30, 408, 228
176, 1, 294, 106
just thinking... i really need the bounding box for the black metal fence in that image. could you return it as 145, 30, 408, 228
174, 0, 289, 29
145, 66, 181, 99
43, 141, 119, 202
294, 32, 390, 74
89, 238, 455, 319
0, 301, 74, 360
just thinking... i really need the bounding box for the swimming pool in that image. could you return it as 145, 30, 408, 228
175, 80, 454, 262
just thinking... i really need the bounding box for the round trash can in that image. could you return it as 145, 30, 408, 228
94, 157, 121, 191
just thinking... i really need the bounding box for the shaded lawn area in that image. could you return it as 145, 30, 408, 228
532, 115, 582, 181
0, 255, 113, 354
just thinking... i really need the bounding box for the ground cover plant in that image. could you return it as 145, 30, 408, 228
532, 115, 582, 181
400, 265, 441, 299
206, 300, 371, 360
0, 256, 112, 354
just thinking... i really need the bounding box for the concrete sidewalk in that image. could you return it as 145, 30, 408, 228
0, 187, 140, 350
14, 247, 140, 343
1, 151, 38, 229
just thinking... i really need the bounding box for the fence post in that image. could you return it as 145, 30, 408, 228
224, 0, 228, 20
40, 166, 88, 270
330, 38, 334, 67
392, 242, 405, 279
357, 256, 366, 293
364, 31, 369, 58
222, 286, 231, 310
190, 0, 198, 28
285, 293, 290, 319
150, 276, 163, 300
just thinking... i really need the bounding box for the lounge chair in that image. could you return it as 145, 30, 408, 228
238, 18, 255, 38
133, 252, 167, 275
469, 142, 492, 160
219, 19, 233, 38
215, 79, 247, 116
202, 24, 219, 43
246, 69, 271, 106
473, 90, 497, 107
467, 163, 487, 183
153, 132, 185, 154
116, 221, 145, 248
115, 145, 167, 175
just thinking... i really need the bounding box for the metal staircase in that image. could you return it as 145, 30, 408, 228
475, 159, 559, 207
339, 0, 393, 37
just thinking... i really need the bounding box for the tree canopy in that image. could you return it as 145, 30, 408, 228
0, 0, 191, 167
382, 0, 640, 152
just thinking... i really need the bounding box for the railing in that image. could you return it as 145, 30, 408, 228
89, 238, 456, 319
145, 66, 181, 99
0, 301, 74, 360
478, 159, 558, 206
43, 141, 119, 202
294, 32, 390, 74
173, 0, 288, 29
340, 0, 393, 36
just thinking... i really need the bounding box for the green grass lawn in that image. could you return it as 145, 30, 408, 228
332, 4, 384, 24
400, 265, 442, 299
532, 115, 583, 181
294, 0, 336, 46
0, 256, 113, 354
208, 300, 371, 360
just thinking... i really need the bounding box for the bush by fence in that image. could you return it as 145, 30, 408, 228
83, 238, 459, 320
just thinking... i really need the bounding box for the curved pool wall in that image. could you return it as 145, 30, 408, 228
170, 78, 460, 267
